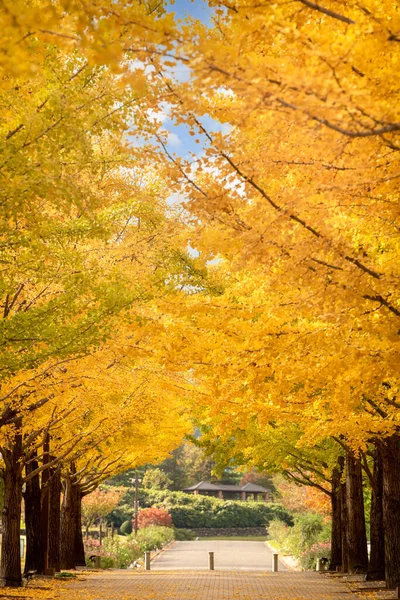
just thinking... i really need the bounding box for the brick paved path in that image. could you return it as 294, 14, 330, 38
63, 570, 362, 600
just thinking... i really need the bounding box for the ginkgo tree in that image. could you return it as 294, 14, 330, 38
0, 34, 202, 586
144, 0, 400, 587
1, 295, 196, 582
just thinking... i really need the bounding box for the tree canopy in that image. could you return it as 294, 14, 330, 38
1, 0, 400, 590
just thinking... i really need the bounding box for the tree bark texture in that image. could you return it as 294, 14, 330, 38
367, 444, 385, 581
0, 430, 23, 587
48, 468, 61, 572
380, 433, 400, 589
40, 434, 50, 570
345, 450, 368, 573
74, 486, 86, 567
340, 478, 349, 572
60, 475, 78, 570
330, 458, 343, 571
23, 457, 44, 575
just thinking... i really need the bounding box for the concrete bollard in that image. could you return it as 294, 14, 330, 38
94, 556, 101, 569
272, 553, 279, 572
316, 558, 322, 572
145, 551, 151, 570
208, 551, 215, 571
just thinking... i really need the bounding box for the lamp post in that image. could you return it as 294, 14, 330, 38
134, 471, 139, 535
130, 471, 141, 536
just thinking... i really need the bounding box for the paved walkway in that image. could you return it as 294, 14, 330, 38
152, 540, 288, 571
62, 570, 362, 600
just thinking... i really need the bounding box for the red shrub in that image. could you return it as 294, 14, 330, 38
138, 507, 172, 529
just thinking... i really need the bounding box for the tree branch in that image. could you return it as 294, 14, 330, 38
298, 0, 356, 24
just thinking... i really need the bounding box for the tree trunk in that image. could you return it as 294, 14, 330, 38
0, 431, 23, 587
366, 444, 385, 581
340, 476, 349, 572
380, 433, 400, 589
345, 450, 368, 573
41, 434, 50, 571
60, 475, 77, 570
330, 457, 343, 571
74, 487, 86, 567
23, 457, 44, 575
48, 468, 61, 572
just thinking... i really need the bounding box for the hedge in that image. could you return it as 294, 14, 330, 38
109, 488, 293, 530
141, 490, 293, 529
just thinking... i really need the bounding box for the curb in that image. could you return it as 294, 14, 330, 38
150, 540, 176, 564
264, 541, 300, 572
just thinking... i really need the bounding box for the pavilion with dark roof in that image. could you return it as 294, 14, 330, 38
182, 481, 271, 502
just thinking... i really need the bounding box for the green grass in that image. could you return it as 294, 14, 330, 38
266, 538, 279, 549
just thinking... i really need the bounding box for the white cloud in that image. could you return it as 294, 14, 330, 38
166, 131, 182, 148
163, 61, 191, 84
147, 102, 171, 124
147, 108, 169, 124
167, 192, 188, 206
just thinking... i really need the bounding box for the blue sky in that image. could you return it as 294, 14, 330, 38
156, 0, 229, 159
167, 0, 214, 26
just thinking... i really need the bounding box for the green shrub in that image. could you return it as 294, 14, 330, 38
84, 526, 174, 569
136, 525, 174, 552
169, 505, 211, 528
84, 536, 140, 569
101, 536, 142, 568
268, 519, 291, 547
295, 512, 325, 545
174, 528, 196, 541
107, 488, 294, 531
142, 489, 293, 529
109, 503, 133, 527
120, 520, 133, 535
267, 512, 331, 570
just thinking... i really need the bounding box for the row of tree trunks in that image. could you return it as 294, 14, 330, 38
329, 434, 400, 589
23, 464, 63, 575
329, 449, 379, 575
2, 435, 400, 587
0, 449, 85, 586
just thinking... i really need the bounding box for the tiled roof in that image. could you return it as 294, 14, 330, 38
182, 480, 271, 493
241, 483, 271, 492
183, 481, 220, 491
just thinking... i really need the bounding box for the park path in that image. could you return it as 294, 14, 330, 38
44, 541, 394, 600
151, 540, 288, 571
62, 569, 363, 600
